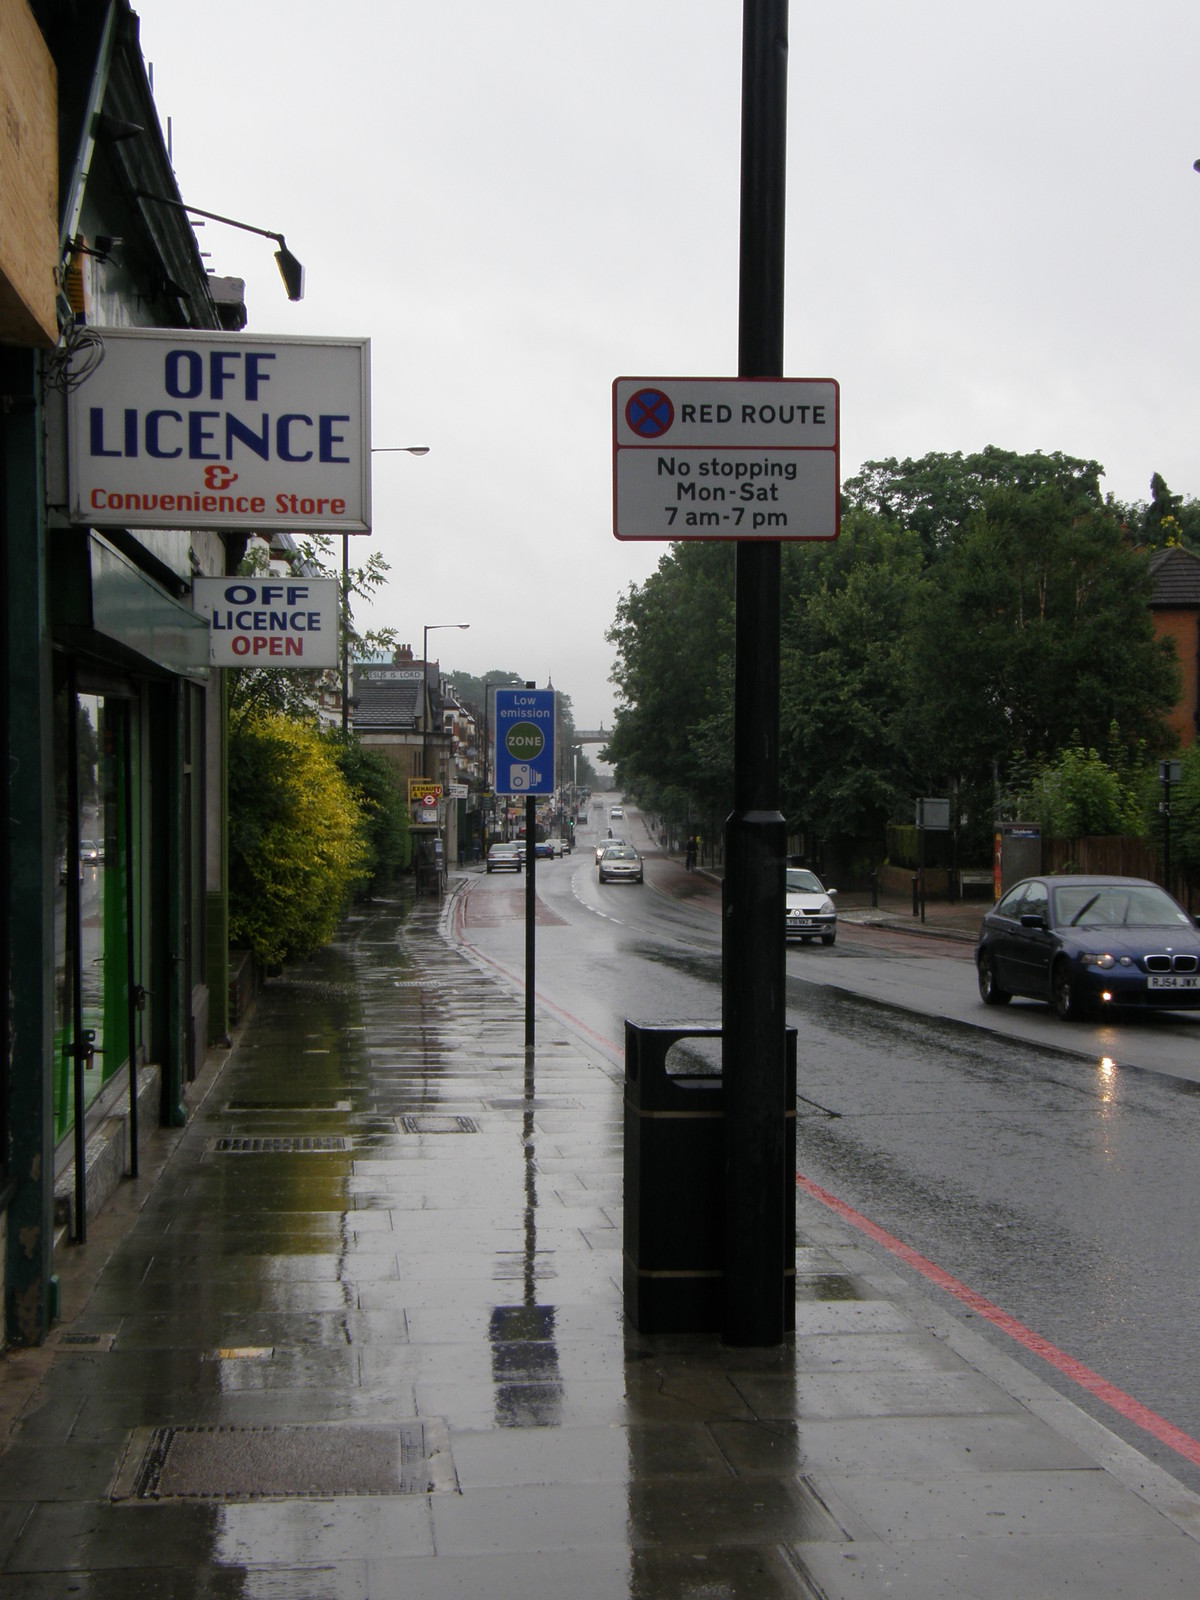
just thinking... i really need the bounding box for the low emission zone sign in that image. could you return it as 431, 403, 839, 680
612, 376, 839, 541
494, 689, 555, 796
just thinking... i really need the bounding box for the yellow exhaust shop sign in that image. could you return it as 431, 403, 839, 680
67, 329, 371, 532
191, 577, 339, 667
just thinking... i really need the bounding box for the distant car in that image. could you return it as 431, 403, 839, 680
596, 836, 626, 865
79, 839, 101, 865
610, 806, 624, 820
598, 845, 643, 884
578, 811, 588, 824
785, 868, 837, 945
534, 839, 553, 859
486, 842, 523, 874
975, 875, 1200, 1021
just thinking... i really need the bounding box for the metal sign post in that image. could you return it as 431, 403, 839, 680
723, 0, 791, 1348
494, 686, 556, 1051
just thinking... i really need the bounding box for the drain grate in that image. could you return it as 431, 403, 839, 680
57, 1331, 116, 1351
114, 1420, 454, 1501
209, 1136, 348, 1154
224, 1101, 351, 1113
397, 1114, 478, 1135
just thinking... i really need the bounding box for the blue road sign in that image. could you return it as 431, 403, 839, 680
494, 689, 555, 796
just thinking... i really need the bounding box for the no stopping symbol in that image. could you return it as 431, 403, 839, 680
625, 388, 674, 439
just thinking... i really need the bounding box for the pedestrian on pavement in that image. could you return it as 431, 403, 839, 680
685, 836, 696, 872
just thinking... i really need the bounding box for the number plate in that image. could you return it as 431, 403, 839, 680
1148, 974, 1200, 990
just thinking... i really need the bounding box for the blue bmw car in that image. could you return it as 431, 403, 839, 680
975, 875, 1200, 1021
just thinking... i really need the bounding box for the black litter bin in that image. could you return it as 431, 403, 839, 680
623, 1022, 796, 1335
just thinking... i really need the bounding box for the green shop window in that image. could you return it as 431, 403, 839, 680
53, 668, 139, 1145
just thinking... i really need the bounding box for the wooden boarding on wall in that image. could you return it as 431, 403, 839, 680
0, 0, 59, 347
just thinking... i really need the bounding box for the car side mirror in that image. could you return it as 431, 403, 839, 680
827, 887, 837, 898
1019, 911, 1046, 929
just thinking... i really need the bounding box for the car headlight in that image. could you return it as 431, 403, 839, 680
1083, 953, 1115, 969
819, 898, 834, 915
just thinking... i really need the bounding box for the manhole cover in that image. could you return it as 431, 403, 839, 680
114, 1420, 454, 1501
208, 1136, 348, 1154
397, 1115, 478, 1135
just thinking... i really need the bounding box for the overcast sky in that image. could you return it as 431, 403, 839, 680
133, 1, 1200, 728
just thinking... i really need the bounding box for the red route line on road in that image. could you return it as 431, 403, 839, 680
797, 1171, 1200, 1470
453, 879, 1200, 1470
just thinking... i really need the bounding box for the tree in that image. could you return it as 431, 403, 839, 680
1171, 744, 1200, 884
1126, 472, 1200, 553
903, 487, 1179, 788
779, 513, 922, 852
843, 447, 1107, 558
606, 542, 735, 824
605, 447, 1190, 872
228, 711, 368, 965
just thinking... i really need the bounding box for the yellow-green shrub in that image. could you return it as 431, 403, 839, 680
229, 711, 368, 965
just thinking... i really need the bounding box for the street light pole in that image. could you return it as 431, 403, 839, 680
341, 447, 429, 735
421, 622, 470, 781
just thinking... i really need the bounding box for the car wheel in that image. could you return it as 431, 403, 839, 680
977, 950, 1011, 1006
821, 932, 835, 946
1051, 959, 1089, 1022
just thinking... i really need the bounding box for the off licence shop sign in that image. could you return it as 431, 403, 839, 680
67, 328, 371, 533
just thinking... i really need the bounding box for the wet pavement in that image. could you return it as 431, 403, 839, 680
3, 885, 1200, 1596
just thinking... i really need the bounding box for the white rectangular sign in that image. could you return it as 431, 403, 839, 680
191, 576, 340, 667
67, 328, 371, 533
613, 376, 839, 541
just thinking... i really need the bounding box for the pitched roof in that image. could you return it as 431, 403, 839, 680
1148, 546, 1200, 608
352, 666, 422, 730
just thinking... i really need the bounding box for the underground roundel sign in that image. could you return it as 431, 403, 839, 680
494, 689, 555, 797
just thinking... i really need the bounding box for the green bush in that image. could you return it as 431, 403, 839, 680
333, 738, 411, 887
1028, 744, 1144, 838
228, 711, 368, 965
1172, 745, 1200, 881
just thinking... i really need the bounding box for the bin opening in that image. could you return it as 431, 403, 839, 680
664, 1037, 722, 1077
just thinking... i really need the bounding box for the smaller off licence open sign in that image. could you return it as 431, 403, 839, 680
613, 376, 839, 542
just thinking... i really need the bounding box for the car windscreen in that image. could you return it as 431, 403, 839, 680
604, 848, 637, 860
1053, 885, 1192, 929
786, 870, 822, 893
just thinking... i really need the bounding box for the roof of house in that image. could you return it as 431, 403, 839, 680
352, 666, 423, 731
1149, 546, 1200, 609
